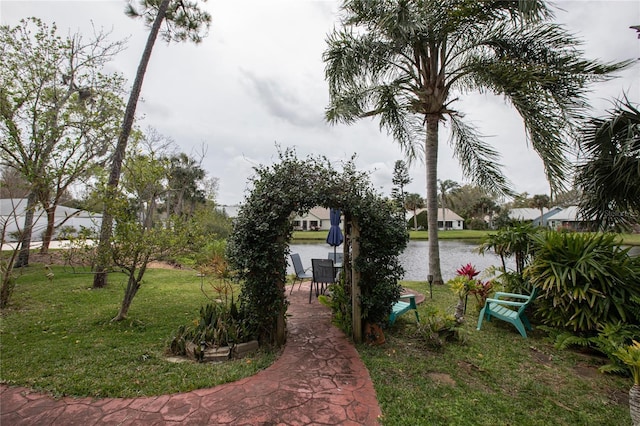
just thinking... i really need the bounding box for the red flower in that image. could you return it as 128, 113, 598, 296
456, 263, 479, 280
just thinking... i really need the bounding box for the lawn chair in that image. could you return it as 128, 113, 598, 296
477, 288, 538, 338
310, 258, 336, 303
290, 253, 312, 294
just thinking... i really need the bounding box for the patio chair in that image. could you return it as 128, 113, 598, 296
310, 258, 336, 303
290, 253, 312, 294
327, 252, 344, 265
476, 288, 538, 338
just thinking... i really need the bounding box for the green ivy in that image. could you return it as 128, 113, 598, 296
226, 150, 408, 345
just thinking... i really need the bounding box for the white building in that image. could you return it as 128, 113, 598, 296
408, 207, 465, 230
292, 207, 332, 231
0, 198, 102, 242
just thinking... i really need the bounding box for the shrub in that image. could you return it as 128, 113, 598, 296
168, 299, 254, 358
414, 306, 465, 349
525, 231, 640, 333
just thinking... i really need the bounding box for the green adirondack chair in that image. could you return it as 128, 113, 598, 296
476, 288, 538, 338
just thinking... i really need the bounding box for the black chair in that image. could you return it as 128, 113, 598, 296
327, 252, 344, 266
290, 253, 312, 294
310, 258, 336, 303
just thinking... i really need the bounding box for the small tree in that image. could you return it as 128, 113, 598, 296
404, 193, 424, 230
391, 159, 411, 211
529, 194, 550, 226
109, 147, 194, 321
1, 17, 126, 264
438, 179, 460, 230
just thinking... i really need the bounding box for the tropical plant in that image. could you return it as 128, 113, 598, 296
438, 179, 460, 230
525, 231, 640, 333
613, 340, 640, 426
448, 263, 494, 320
479, 222, 537, 274
93, 0, 211, 288
575, 97, 640, 232
324, 0, 629, 285
414, 306, 464, 350
404, 193, 424, 230
529, 194, 550, 225
169, 298, 253, 359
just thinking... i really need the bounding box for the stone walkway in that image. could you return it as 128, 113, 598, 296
0, 281, 383, 425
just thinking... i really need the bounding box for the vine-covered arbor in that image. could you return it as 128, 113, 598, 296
227, 151, 408, 346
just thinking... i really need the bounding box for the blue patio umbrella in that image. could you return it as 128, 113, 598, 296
326, 208, 343, 260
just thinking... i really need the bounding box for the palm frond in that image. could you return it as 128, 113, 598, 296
448, 114, 513, 197
575, 97, 640, 230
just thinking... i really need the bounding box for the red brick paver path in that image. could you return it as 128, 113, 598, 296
0, 281, 383, 425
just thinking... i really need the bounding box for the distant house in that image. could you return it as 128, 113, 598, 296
545, 206, 594, 231
0, 198, 102, 242
407, 207, 464, 230
292, 207, 332, 231
509, 207, 562, 227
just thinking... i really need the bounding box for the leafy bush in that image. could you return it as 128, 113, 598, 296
414, 306, 465, 349
525, 231, 640, 333
169, 299, 254, 358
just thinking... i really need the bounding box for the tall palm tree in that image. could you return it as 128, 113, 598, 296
575, 97, 640, 231
93, 0, 210, 288
324, 0, 629, 284
438, 179, 459, 230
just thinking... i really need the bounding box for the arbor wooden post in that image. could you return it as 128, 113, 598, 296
351, 218, 362, 343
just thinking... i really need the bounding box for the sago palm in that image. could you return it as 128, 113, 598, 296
324, 0, 630, 284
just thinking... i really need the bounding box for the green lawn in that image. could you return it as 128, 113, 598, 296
361, 281, 632, 425
0, 265, 276, 398
0, 264, 633, 425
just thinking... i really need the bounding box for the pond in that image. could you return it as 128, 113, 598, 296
289, 239, 515, 282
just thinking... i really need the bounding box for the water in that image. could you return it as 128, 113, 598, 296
289, 240, 514, 281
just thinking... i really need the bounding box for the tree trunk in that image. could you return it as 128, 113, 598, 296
14, 192, 38, 268
630, 383, 640, 426
112, 273, 141, 321
40, 205, 56, 254
93, 0, 170, 289
351, 218, 362, 343
425, 114, 443, 285
413, 208, 418, 230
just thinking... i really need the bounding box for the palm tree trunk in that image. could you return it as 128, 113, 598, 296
92, 0, 171, 289
425, 114, 443, 285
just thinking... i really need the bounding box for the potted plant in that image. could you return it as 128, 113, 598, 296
613, 340, 640, 425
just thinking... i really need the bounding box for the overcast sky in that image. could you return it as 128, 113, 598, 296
2, 0, 639, 206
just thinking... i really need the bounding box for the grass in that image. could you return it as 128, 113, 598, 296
0, 262, 634, 424
0, 264, 276, 398
360, 281, 632, 425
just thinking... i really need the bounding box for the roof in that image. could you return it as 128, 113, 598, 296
303, 207, 331, 220
546, 206, 586, 221
0, 198, 101, 218
409, 207, 464, 221
508, 208, 548, 221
